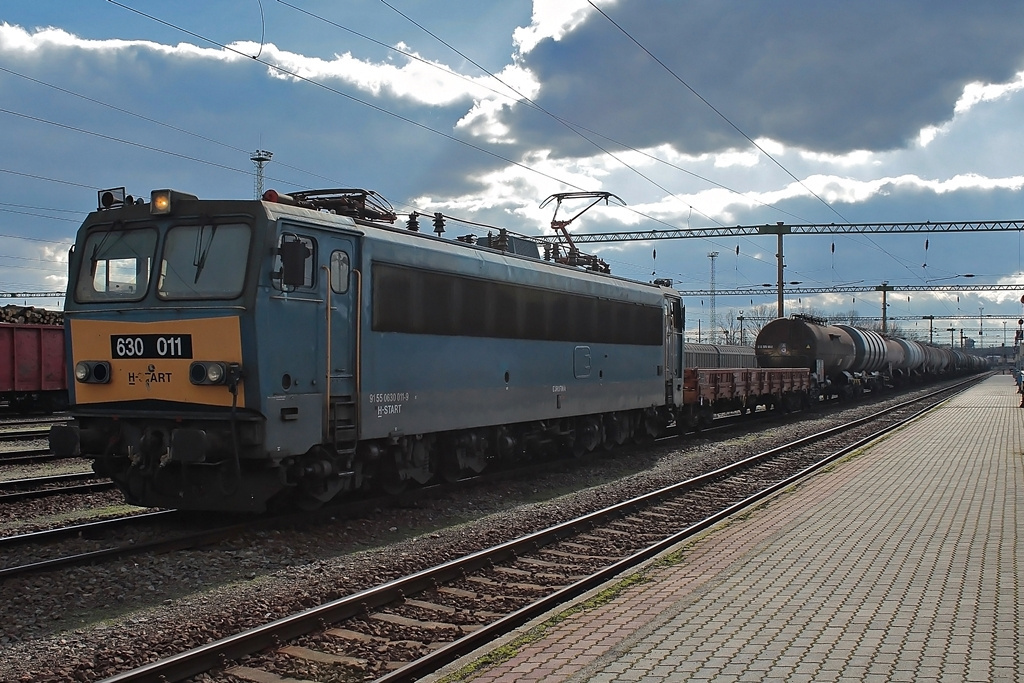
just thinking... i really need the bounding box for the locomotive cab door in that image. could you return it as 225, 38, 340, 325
265, 229, 358, 459
324, 241, 360, 451
665, 295, 684, 405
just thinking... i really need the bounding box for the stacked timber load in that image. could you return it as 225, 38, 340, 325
0, 305, 64, 326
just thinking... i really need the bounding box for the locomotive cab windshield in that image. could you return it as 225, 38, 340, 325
75, 222, 252, 302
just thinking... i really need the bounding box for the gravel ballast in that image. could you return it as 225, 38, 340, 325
0, 386, 966, 681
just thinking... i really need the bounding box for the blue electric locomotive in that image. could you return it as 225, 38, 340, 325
51, 187, 686, 511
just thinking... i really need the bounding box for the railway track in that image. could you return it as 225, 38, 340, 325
0, 447, 56, 464
0, 406, 778, 582
0, 510, 266, 581
0, 414, 66, 427
0, 427, 52, 441
94, 375, 982, 683
0, 471, 110, 504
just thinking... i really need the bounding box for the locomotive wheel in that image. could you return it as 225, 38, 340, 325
439, 453, 463, 483
380, 474, 408, 495
406, 439, 435, 485
572, 416, 602, 457
440, 442, 487, 483
604, 413, 630, 447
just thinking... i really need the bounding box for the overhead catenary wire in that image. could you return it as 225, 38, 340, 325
3, 2, 810, 291
294, 0, 801, 273
104, 0, 588, 194
584, 0, 943, 293
4, 3, 983, 313
100, 0, 791, 280
586, 0, 847, 225
281, 0, 815, 229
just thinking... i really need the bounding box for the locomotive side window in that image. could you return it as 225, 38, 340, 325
75, 228, 157, 302
372, 262, 662, 345
330, 250, 350, 294
157, 223, 251, 300
272, 233, 317, 290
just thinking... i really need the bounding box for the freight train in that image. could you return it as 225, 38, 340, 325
48, 187, 985, 512
755, 314, 987, 397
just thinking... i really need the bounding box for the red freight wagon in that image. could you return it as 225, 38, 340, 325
0, 323, 67, 412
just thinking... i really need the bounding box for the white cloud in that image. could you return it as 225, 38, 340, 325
954, 71, 1024, 113
0, 22, 235, 61
919, 71, 1024, 147
251, 41, 501, 106
454, 64, 541, 143
0, 22, 500, 109
512, 0, 600, 55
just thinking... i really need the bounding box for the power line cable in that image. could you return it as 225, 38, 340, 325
288, 0, 794, 270
586, 0, 846, 224
0, 167, 98, 190
0, 232, 73, 246
282, 0, 813, 230
0, 207, 81, 223
584, 1, 939, 292
105, 0, 588, 193
0, 106, 289, 182
0, 65, 342, 187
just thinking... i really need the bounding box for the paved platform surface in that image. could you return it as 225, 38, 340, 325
428, 374, 1022, 682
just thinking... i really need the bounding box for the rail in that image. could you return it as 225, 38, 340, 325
95, 376, 982, 683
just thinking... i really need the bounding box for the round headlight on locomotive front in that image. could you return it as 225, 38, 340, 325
205, 363, 224, 384
75, 362, 91, 382
189, 361, 229, 385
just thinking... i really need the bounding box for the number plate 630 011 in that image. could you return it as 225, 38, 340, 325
110, 334, 194, 359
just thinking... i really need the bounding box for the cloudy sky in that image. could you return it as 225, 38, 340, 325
3, 1, 1024, 346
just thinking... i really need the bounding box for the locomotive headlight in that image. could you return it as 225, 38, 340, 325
151, 189, 172, 214
189, 361, 238, 386
205, 363, 225, 384
150, 189, 197, 215
74, 361, 111, 384
75, 362, 90, 382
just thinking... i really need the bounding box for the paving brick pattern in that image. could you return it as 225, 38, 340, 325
444, 376, 1022, 682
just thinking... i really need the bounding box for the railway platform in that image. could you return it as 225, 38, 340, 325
427, 374, 1022, 682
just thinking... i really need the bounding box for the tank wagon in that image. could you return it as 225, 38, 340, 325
0, 323, 67, 412
755, 315, 987, 397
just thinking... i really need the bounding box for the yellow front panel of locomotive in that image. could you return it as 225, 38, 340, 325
70, 317, 245, 408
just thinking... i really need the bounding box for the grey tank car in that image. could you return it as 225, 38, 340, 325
755, 314, 987, 397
